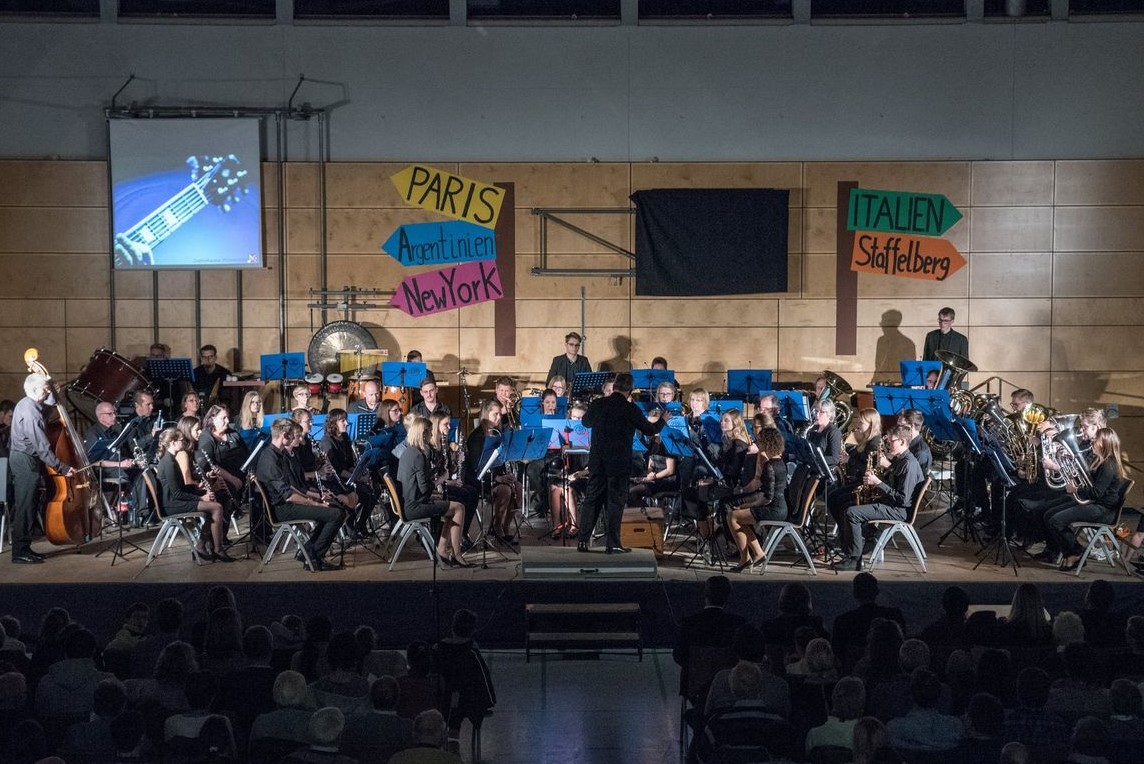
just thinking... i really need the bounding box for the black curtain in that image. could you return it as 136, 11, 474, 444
631, 188, 789, 296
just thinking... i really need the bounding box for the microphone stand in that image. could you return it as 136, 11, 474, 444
94, 419, 146, 565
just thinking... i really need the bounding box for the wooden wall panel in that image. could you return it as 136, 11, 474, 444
1051, 372, 1144, 411
1053, 253, 1144, 297
970, 161, 1054, 207
630, 298, 777, 328
971, 298, 1052, 327
970, 327, 1052, 371
461, 163, 632, 208
1055, 208, 1144, 252
804, 162, 971, 208
969, 207, 1054, 253
969, 252, 1053, 297
1055, 160, 1144, 206
1053, 297, 1144, 326
0, 160, 106, 208
0, 208, 105, 254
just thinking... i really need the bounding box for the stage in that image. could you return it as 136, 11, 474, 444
3, 499, 1141, 649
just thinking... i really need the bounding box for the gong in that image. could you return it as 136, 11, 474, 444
307, 321, 381, 378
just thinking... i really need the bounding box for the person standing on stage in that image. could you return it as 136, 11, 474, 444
922, 307, 969, 362
9, 373, 74, 564
547, 332, 592, 393
191, 345, 230, 402
577, 372, 668, 554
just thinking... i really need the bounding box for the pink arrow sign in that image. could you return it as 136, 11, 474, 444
390, 260, 504, 317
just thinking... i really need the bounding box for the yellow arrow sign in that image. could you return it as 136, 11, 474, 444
390, 165, 504, 229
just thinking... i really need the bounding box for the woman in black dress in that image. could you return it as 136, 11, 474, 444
397, 417, 469, 568
155, 428, 231, 561
727, 426, 789, 570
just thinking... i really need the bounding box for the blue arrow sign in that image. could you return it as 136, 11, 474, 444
382, 220, 497, 267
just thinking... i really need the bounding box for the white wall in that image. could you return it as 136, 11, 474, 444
0, 19, 1141, 161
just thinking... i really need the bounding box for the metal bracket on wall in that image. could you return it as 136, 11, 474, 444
307, 286, 392, 332
531, 207, 636, 278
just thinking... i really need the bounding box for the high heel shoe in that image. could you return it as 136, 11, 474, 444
211, 551, 237, 563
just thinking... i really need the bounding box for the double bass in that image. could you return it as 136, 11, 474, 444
24, 348, 95, 546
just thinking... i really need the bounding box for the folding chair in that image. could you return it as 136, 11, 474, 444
382, 473, 439, 571
142, 469, 206, 568
252, 476, 317, 573
755, 466, 819, 574
1072, 478, 1136, 576
866, 476, 932, 572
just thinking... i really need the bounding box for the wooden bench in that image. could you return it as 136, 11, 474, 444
525, 603, 642, 662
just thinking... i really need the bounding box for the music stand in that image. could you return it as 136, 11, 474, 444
348, 412, 377, 439
571, 371, 615, 399
468, 432, 508, 565
900, 361, 942, 388
630, 368, 676, 398
381, 362, 427, 392
93, 417, 147, 565
727, 369, 773, 408
502, 427, 552, 539
932, 418, 985, 543
709, 399, 746, 417
519, 397, 543, 427
146, 358, 194, 418
973, 446, 1021, 576
261, 353, 305, 413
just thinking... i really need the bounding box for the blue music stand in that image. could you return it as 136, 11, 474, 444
346, 412, 376, 440
727, 369, 773, 401
709, 399, 746, 417
697, 411, 723, 444
542, 417, 581, 449
765, 390, 811, 425
502, 428, 553, 464
661, 428, 695, 460
260, 353, 305, 385
381, 362, 427, 390
872, 385, 928, 417
630, 368, 676, 390
520, 397, 566, 427
900, 360, 941, 388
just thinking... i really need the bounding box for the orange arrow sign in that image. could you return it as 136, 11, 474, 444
850, 233, 965, 282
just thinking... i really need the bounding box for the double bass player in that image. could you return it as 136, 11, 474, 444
9, 372, 75, 564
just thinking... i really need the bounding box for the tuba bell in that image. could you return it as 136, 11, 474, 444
820, 370, 855, 430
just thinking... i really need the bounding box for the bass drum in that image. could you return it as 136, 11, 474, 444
66, 348, 150, 423
307, 321, 380, 378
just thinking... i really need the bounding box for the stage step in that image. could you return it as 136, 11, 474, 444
525, 603, 642, 662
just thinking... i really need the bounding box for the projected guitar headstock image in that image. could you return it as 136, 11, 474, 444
109, 119, 264, 270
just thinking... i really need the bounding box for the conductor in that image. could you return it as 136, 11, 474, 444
577, 372, 669, 554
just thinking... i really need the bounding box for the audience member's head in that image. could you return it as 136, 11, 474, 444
1062, 641, 1101, 684
831, 676, 866, 722
777, 582, 812, 616
9, 719, 47, 764
908, 667, 942, 710
154, 640, 198, 683
1015, 667, 1051, 710
853, 572, 880, 603
0, 615, 20, 642
792, 626, 817, 658
999, 741, 1030, 764
326, 631, 361, 673
864, 617, 904, 676
1083, 579, 1115, 613
0, 671, 27, 710
731, 624, 767, 665
407, 640, 435, 675
308, 706, 346, 748
804, 638, 836, 675
243, 625, 274, 663
1008, 583, 1050, 641
412, 709, 448, 748
975, 648, 1013, 699
64, 627, 98, 660
851, 716, 890, 764
203, 606, 244, 656
965, 692, 1004, 738
898, 639, 930, 673
1109, 677, 1142, 717
92, 677, 127, 719
704, 575, 732, 608
272, 670, 309, 709
729, 662, 763, 701
154, 598, 184, 635
1052, 610, 1085, 648
1126, 615, 1144, 653
965, 610, 998, 647
941, 585, 969, 619
354, 625, 377, 655
206, 585, 237, 614
370, 675, 401, 712
451, 608, 478, 640
1069, 716, 1109, 759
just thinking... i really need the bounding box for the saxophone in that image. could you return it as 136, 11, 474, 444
852, 445, 883, 505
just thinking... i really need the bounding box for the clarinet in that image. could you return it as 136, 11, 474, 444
311, 438, 350, 494
199, 447, 238, 507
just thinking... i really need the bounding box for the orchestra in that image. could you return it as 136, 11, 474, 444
9, 330, 1136, 577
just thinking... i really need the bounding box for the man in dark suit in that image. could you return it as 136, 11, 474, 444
577, 371, 667, 553
673, 575, 745, 698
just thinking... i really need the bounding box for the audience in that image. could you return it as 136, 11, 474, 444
831, 573, 905, 674
885, 667, 963, 752
388, 709, 462, 764
805, 675, 865, 755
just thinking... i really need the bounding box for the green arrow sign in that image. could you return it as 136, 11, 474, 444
847, 188, 962, 237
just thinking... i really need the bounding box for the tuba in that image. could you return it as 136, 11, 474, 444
820, 370, 854, 431
935, 350, 978, 418
975, 393, 1027, 470
1053, 425, 1093, 497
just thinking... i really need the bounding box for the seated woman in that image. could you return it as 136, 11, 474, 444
429, 411, 479, 541
463, 399, 521, 547
827, 407, 883, 522
627, 433, 679, 506
155, 428, 232, 562
179, 391, 201, 423
727, 426, 788, 571
1045, 427, 1128, 571
237, 390, 264, 449
547, 402, 587, 539
397, 416, 470, 568
682, 409, 751, 563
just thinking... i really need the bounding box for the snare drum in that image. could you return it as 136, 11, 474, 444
66, 348, 150, 423
326, 373, 344, 395
305, 373, 325, 396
